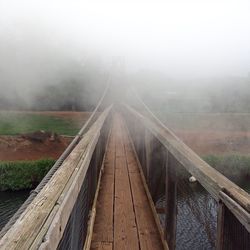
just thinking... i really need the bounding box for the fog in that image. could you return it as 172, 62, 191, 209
0, 0, 250, 110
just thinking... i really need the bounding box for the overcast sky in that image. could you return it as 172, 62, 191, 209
0, 0, 250, 81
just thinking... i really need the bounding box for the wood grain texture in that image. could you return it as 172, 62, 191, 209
124, 105, 250, 211
91, 113, 165, 250
91, 126, 115, 244
0, 108, 111, 250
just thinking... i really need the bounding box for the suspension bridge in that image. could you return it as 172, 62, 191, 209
0, 85, 250, 250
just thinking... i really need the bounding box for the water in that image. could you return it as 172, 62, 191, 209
0, 179, 249, 247
176, 181, 217, 250
157, 178, 250, 250
0, 190, 30, 230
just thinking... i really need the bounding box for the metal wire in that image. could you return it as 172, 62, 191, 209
57, 118, 110, 250
222, 206, 250, 250
57, 168, 90, 250
123, 97, 250, 249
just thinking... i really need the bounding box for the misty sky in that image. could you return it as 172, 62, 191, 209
0, 0, 250, 84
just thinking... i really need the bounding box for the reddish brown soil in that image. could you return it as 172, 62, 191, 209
0, 111, 90, 161
0, 135, 73, 161
174, 129, 250, 156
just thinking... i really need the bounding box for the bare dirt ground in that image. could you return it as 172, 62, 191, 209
0, 134, 72, 161
174, 129, 250, 156
0, 111, 91, 161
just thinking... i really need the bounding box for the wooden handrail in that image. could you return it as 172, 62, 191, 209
0, 106, 113, 250
123, 104, 250, 229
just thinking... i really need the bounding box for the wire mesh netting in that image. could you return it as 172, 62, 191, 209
57, 117, 110, 250
175, 165, 217, 250
123, 108, 250, 250
57, 167, 90, 250
221, 206, 250, 250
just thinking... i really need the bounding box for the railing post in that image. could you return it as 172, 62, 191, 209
216, 191, 250, 250
144, 129, 151, 183
165, 152, 177, 250
216, 200, 225, 250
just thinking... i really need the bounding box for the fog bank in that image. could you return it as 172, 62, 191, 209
0, 0, 250, 110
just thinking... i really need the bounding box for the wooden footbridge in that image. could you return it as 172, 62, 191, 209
0, 86, 250, 250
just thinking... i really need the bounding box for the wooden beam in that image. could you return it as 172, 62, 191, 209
165, 152, 177, 250
216, 200, 225, 250
124, 105, 250, 212
0, 107, 112, 250
219, 191, 250, 233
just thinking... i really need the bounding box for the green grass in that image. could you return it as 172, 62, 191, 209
0, 112, 80, 136
0, 159, 55, 191
203, 154, 250, 179
176, 154, 250, 185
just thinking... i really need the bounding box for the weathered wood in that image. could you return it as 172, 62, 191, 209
91, 127, 115, 244
216, 200, 225, 250
91, 242, 113, 250
114, 116, 139, 250
84, 127, 112, 250
91, 113, 166, 250
144, 129, 152, 182
124, 121, 168, 250
124, 105, 250, 211
219, 191, 250, 233
0, 107, 112, 250
38, 134, 98, 250
124, 128, 167, 250
39, 109, 111, 250
165, 152, 177, 250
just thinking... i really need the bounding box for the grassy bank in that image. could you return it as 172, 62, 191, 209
176, 154, 250, 184
203, 154, 250, 183
0, 112, 84, 136
0, 159, 55, 191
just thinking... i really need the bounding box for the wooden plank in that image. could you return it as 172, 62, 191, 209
216, 200, 225, 250
113, 115, 140, 250
84, 126, 113, 250
122, 121, 166, 250
91, 113, 166, 250
38, 131, 99, 250
91, 242, 113, 250
165, 153, 177, 250
91, 128, 115, 244
124, 105, 250, 211
219, 191, 250, 233
144, 129, 152, 182
126, 125, 169, 250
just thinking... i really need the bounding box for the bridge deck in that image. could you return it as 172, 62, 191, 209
90, 113, 165, 250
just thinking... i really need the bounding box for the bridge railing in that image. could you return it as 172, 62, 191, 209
122, 102, 250, 250
0, 83, 111, 240
0, 106, 113, 250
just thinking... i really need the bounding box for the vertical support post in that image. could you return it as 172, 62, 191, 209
144, 129, 152, 183
216, 200, 225, 250
93, 136, 101, 198
165, 152, 177, 250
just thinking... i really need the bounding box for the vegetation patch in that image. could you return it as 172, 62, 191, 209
0, 159, 55, 191
0, 112, 81, 136
176, 154, 250, 185
203, 154, 250, 183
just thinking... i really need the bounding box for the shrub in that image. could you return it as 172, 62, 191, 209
203, 154, 250, 183
0, 159, 55, 191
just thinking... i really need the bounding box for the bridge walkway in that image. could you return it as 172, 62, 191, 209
90, 113, 165, 250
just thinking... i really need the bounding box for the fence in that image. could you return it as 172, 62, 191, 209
0, 106, 113, 250
122, 102, 250, 250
